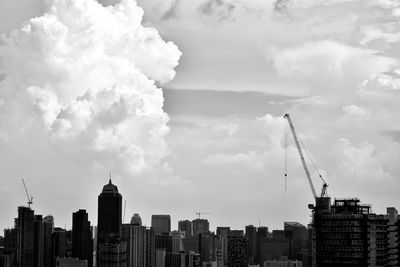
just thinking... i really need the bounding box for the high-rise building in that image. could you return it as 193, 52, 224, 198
155, 233, 182, 254
145, 228, 155, 267
386, 208, 398, 267
97, 179, 126, 267
15, 206, 35, 267
121, 223, 146, 267
284, 222, 308, 261
33, 215, 44, 267
151, 215, 171, 235
72, 209, 93, 267
155, 249, 166, 267
42, 215, 54, 267
130, 214, 142, 226
227, 233, 247, 267
178, 220, 192, 238
3, 228, 18, 267
216, 227, 230, 266
245, 225, 257, 265
192, 219, 209, 236
53, 227, 67, 260
199, 232, 223, 265
311, 197, 390, 266
98, 179, 122, 238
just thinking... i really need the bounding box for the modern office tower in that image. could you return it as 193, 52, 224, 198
151, 215, 171, 235
97, 179, 126, 267
178, 220, 192, 238
284, 222, 308, 260
155, 249, 166, 267
311, 197, 390, 267
33, 215, 44, 267
98, 179, 122, 237
97, 240, 127, 267
259, 230, 290, 263
145, 228, 155, 267
216, 227, 230, 266
42, 215, 54, 267
155, 233, 182, 254
386, 208, 398, 267
192, 219, 209, 236
245, 225, 257, 264
15, 206, 35, 267
3, 228, 18, 267
199, 232, 223, 265
227, 233, 247, 267
53, 227, 67, 259
72, 209, 93, 267
121, 223, 146, 267
130, 214, 142, 226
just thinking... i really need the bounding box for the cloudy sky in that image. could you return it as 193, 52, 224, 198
0, 0, 399, 232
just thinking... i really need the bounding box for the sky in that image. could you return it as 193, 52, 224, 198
0, 0, 399, 232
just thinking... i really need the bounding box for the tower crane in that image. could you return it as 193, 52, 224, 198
283, 113, 328, 198
195, 212, 211, 219
21, 179, 33, 208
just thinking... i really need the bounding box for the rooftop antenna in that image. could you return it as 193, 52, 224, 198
123, 200, 127, 223
109, 171, 112, 183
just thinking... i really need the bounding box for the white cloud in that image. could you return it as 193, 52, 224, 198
342, 104, 367, 117
0, 0, 181, 174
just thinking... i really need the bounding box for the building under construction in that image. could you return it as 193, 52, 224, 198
310, 197, 399, 267
284, 114, 400, 267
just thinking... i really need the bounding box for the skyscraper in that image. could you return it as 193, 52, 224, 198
121, 223, 146, 267
98, 179, 122, 237
72, 209, 93, 267
178, 220, 192, 238
15, 206, 35, 267
33, 215, 43, 267
245, 225, 257, 265
131, 214, 142, 226
192, 219, 209, 236
42, 215, 53, 267
97, 179, 126, 267
312, 197, 390, 266
151, 215, 171, 235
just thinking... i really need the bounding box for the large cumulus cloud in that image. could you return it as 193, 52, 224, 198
0, 0, 181, 174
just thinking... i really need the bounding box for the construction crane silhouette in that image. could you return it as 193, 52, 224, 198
195, 212, 211, 219
283, 113, 328, 198
21, 179, 33, 208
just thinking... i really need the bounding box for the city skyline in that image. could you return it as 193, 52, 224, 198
0, 0, 400, 235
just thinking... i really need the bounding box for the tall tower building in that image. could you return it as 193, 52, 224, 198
15, 206, 35, 267
178, 220, 192, 238
245, 225, 257, 265
151, 215, 171, 235
312, 197, 390, 267
42, 215, 53, 267
97, 179, 126, 267
72, 209, 93, 267
131, 214, 142, 226
33, 215, 44, 267
98, 179, 122, 237
192, 219, 209, 236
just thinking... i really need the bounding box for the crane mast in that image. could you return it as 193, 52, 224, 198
21, 179, 33, 208
284, 113, 331, 200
